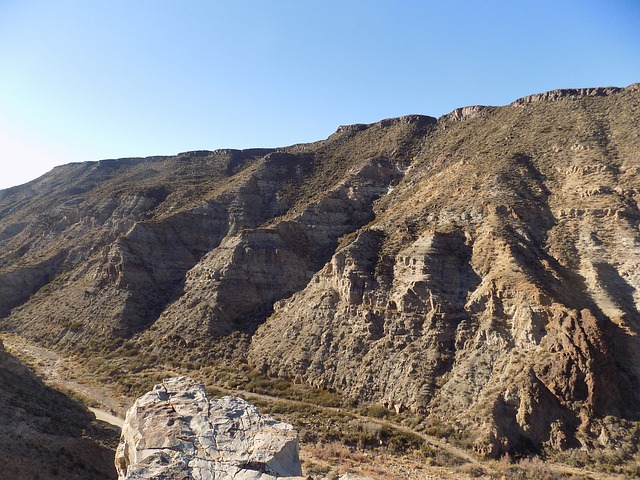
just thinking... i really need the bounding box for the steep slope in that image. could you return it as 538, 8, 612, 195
0, 116, 434, 353
1, 84, 639, 458
0, 340, 116, 479
249, 85, 640, 456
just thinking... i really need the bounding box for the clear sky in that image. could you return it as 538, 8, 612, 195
1, 1, 639, 190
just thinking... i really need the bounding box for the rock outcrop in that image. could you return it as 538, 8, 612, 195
116, 377, 303, 479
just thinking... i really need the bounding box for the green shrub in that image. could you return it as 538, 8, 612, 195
359, 403, 393, 419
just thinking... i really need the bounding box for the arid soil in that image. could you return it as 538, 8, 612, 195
3, 335, 132, 421
4, 334, 634, 479
0, 336, 118, 480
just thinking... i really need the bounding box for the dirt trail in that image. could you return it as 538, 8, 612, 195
232, 387, 481, 465
1, 335, 625, 479
2, 335, 131, 429
89, 407, 124, 428
224, 389, 625, 479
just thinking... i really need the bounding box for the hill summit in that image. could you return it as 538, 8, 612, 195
1, 83, 639, 459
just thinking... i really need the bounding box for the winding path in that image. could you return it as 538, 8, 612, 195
2, 335, 128, 429
1, 334, 626, 479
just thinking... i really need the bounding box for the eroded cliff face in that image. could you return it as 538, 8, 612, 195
248, 84, 640, 455
0, 119, 429, 351
1, 85, 639, 457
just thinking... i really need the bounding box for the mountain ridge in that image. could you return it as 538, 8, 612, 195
1, 83, 639, 461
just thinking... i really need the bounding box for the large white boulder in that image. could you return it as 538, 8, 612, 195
115, 377, 303, 479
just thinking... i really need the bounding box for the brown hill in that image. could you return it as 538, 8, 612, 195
1, 84, 639, 459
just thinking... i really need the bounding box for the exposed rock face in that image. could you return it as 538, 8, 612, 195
441, 105, 495, 122
116, 377, 303, 479
513, 86, 626, 104
248, 84, 640, 456
0, 338, 116, 479
1, 83, 640, 458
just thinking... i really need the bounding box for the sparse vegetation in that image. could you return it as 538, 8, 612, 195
2, 87, 640, 478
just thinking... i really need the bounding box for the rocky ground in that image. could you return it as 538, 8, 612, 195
4, 334, 636, 479
0, 338, 118, 480
3, 334, 133, 419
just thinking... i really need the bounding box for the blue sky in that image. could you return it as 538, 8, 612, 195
1, 1, 639, 190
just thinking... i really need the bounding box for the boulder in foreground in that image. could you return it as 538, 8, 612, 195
116, 376, 303, 479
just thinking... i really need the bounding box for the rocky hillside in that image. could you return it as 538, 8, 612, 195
1, 84, 639, 458
0, 340, 116, 479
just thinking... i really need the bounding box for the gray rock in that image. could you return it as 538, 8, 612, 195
116, 377, 303, 479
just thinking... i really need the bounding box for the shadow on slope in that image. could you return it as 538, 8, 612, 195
0, 340, 117, 480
